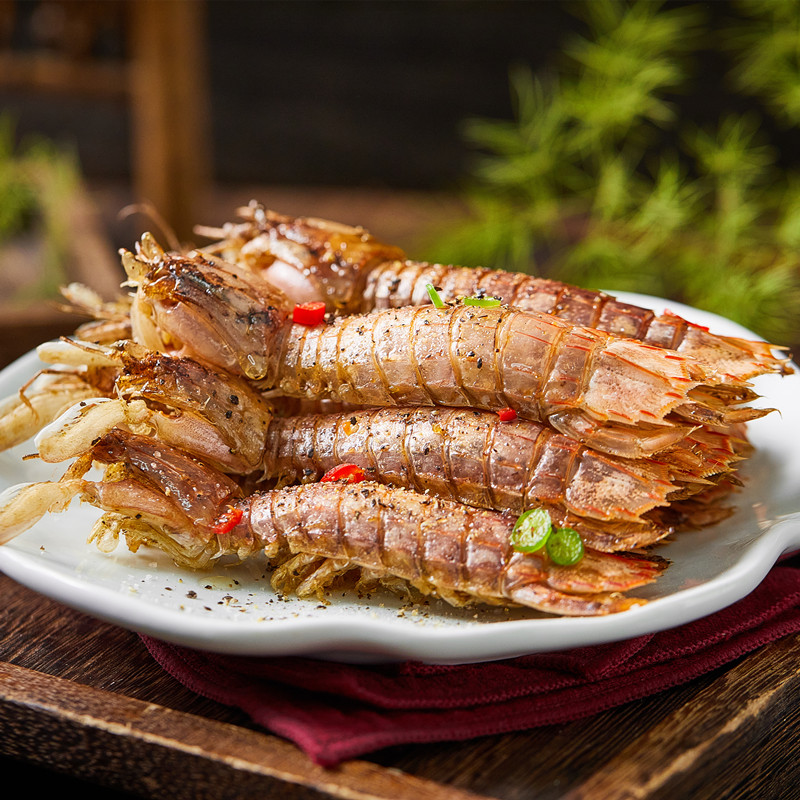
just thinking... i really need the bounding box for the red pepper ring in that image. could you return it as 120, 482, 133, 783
320, 463, 367, 484
212, 505, 243, 535
497, 407, 517, 422
292, 301, 327, 326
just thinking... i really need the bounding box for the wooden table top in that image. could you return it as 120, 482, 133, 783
3, 558, 800, 800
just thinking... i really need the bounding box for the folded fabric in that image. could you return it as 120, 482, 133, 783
142, 563, 800, 767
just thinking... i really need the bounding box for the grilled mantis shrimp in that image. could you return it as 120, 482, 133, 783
120, 235, 770, 459
0, 207, 784, 622
0, 429, 667, 616
197, 204, 791, 381
16, 336, 740, 552
261, 406, 746, 551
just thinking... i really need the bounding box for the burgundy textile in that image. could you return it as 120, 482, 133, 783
141, 563, 800, 767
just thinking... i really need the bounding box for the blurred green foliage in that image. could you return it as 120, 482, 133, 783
425, 0, 800, 346
0, 115, 80, 300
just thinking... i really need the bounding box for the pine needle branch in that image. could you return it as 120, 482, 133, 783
423, 0, 800, 347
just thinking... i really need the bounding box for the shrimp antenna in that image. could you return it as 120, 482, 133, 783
118, 200, 184, 254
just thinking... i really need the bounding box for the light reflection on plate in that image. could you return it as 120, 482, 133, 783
0, 293, 798, 664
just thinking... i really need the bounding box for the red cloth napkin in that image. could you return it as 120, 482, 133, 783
141, 562, 800, 767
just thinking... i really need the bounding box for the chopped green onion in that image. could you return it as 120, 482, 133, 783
545, 527, 585, 566
426, 283, 446, 308
511, 508, 553, 553
463, 295, 501, 308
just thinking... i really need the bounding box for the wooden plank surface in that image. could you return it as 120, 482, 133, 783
562, 633, 800, 800
128, 0, 212, 244
0, 660, 485, 800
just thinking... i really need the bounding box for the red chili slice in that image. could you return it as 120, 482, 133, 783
212, 506, 243, 534
497, 407, 517, 422
320, 463, 367, 484
292, 301, 327, 326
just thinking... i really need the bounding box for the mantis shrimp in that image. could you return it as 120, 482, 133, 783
7, 337, 741, 553
0, 207, 784, 620
0, 429, 668, 616
119, 234, 770, 460
196, 203, 791, 381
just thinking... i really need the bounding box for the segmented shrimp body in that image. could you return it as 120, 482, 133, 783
22, 336, 743, 551
20, 332, 741, 553
198, 205, 791, 381
122, 240, 768, 459
236, 481, 665, 615
0, 430, 667, 616
270, 303, 766, 459
263, 406, 742, 552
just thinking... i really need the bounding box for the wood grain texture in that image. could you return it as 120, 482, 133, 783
128, 0, 212, 242
561, 633, 800, 800
0, 660, 486, 800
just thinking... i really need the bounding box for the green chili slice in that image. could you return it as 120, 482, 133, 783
545, 527, 585, 566
426, 284, 446, 308
511, 508, 553, 553
463, 295, 501, 307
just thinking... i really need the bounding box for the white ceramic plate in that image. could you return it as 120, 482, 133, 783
0, 293, 798, 664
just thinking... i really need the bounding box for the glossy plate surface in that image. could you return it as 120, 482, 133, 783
0, 293, 798, 664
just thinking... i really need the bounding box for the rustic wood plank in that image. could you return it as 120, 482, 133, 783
0, 660, 490, 800
365, 677, 721, 800
561, 634, 800, 800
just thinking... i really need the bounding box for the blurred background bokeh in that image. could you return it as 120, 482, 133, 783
1, 0, 799, 366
